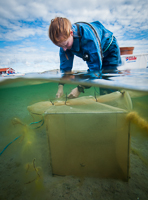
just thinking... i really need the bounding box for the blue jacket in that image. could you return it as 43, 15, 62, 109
60, 21, 121, 72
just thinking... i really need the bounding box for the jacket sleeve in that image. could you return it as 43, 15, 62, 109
83, 39, 102, 71
60, 48, 74, 73
79, 23, 103, 71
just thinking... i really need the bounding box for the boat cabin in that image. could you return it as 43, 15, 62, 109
0, 68, 15, 75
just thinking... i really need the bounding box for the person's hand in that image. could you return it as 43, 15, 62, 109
68, 87, 81, 99
56, 84, 64, 98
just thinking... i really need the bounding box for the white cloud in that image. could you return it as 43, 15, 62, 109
0, 0, 148, 72
0, 0, 147, 39
0, 0, 147, 42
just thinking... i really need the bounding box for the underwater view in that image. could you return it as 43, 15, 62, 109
0, 70, 148, 200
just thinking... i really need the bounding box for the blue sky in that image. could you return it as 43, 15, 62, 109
0, 0, 148, 73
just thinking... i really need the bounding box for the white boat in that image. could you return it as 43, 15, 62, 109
118, 47, 148, 70
1, 73, 25, 77
119, 53, 148, 70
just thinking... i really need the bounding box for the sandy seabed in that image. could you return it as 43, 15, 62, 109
0, 82, 148, 200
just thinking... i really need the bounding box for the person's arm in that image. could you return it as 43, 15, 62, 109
56, 48, 74, 98
68, 86, 81, 99
60, 48, 74, 73
68, 85, 91, 98
84, 40, 102, 71
79, 22, 103, 71
56, 83, 64, 98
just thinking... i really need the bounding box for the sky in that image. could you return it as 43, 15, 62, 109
0, 0, 148, 73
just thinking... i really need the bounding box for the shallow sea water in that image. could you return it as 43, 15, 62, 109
0, 70, 148, 200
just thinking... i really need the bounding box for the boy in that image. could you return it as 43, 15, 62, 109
49, 17, 121, 98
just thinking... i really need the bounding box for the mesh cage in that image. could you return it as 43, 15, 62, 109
28, 91, 132, 181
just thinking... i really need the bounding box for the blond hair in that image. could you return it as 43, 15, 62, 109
49, 17, 72, 44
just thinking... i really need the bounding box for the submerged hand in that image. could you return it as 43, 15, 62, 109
56, 84, 64, 98
68, 87, 81, 99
